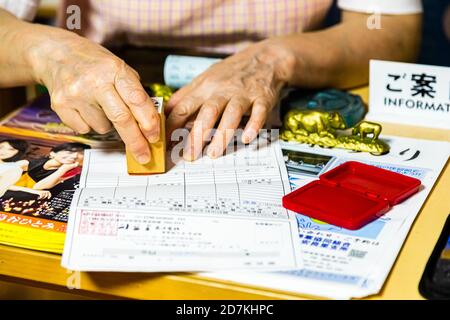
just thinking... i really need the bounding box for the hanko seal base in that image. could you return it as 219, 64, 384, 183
282, 161, 421, 230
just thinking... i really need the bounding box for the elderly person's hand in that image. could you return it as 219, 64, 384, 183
28, 28, 159, 164
166, 40, 296, 161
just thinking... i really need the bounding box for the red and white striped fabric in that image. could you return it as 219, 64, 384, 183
59, 0, 334, 53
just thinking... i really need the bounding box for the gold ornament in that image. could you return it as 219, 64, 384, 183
146, 83, 174, 103
281, 110, 390, 155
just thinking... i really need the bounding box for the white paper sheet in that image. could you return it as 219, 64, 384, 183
200, 136, 450, 299
62, 141, 303, 272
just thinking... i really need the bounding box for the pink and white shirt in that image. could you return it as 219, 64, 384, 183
1, 0, 423, 54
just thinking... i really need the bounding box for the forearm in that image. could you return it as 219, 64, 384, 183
33, 172, 63, 190
0, 8, 79, 88
8, 185, 39, 194
0, 9, 37, 86
262, 11, 422, 89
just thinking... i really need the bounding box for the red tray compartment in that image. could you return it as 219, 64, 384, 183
282, 161, 421, 230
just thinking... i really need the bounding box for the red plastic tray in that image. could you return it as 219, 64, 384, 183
282, 161, 421, 230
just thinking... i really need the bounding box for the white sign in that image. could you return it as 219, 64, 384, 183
368, 60, 450, 129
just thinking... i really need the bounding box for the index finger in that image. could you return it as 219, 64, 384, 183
114, 65, 160, 143
96, 84, 151, 164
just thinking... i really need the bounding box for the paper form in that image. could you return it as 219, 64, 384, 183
62, 141, 303, 272
201, 136, 450, 299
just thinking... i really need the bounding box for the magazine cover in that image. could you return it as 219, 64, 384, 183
0, 130, 90, 253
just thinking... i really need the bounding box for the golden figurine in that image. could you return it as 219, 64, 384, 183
281, 110, 390, 155
351, 121, 381, 141
285, 110, 346, 138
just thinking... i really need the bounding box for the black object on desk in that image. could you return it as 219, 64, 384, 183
419, 215, 450, 299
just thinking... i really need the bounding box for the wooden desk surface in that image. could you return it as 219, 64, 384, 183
0, 87, 449, 300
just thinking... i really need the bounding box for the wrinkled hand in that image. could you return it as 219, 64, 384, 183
29, 30, 159, 164
166, 41, 295, 160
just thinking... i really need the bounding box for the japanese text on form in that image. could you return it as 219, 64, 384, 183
62, 142, 303, 272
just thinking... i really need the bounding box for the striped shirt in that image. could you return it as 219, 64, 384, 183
1, 0, 423, 54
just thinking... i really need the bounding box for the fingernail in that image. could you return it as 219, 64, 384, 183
207, 146, 221, 159
137, 153, 150, 164
242, 129, 257, 143
183, 148, 195, 162
148, 134, 160, 143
